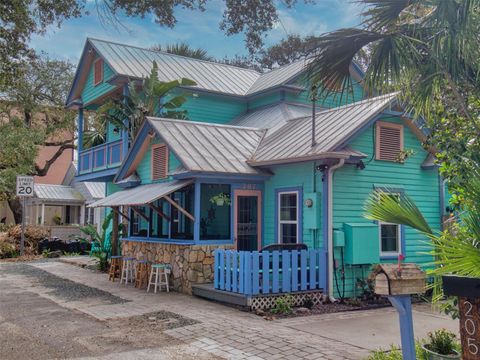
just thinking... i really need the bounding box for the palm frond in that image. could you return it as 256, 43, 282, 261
364, 189, 433, 234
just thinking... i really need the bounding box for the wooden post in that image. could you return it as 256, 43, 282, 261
112, 206, 119, 256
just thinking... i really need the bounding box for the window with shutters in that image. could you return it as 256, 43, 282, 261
151, 144, 168, 180
375, 121, 404, 162
93, 58, 103, 86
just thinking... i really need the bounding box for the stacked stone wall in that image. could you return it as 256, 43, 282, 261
122, 241, 234, 294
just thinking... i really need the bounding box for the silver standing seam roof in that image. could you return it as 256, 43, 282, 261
34, 184, 85, 202
86, 39, 309, 98
250, 93, 398, 165
147, 117, 267, 175
89, 179, 192, 208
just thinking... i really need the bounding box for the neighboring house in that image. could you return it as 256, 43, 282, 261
23, 164, 105, 237
67, 38, 444, 299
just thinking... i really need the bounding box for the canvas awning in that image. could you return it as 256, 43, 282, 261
89, 179, 193, 208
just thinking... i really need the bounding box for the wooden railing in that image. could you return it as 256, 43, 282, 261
79, 139, 123, 174
214, 249, 327, 296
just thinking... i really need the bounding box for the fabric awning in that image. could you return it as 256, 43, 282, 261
89, 179, 193, 208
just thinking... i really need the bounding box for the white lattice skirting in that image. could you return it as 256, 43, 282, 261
249, 291, 325, 310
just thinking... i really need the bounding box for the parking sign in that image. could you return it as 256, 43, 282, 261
16, 176, 34, 197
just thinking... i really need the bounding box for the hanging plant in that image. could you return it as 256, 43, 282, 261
209, 193, 231, 206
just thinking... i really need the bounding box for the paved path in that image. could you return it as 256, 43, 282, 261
0, 259, 458, 359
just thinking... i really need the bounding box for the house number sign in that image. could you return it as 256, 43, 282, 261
459, 298, 480, 359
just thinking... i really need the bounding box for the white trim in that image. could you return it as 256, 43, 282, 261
379, 221, 402, 257
277, 190, 299, 244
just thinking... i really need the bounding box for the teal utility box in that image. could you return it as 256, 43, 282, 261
333, 230, 345, 247
343, 223, 379, 264
304, 192, 321, 229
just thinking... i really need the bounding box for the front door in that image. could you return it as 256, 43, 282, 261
234, 190, 262, 251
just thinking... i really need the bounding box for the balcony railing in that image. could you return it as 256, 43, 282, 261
79, 139, 123, 174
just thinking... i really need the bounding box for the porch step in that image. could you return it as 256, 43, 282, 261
191, 283, 250, 307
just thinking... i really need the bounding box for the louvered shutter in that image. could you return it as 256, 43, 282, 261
376, 122, 403, 161
93, 59, 103, 86
151, 144, 168, 180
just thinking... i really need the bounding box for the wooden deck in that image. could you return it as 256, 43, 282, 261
192, 283, 325, 310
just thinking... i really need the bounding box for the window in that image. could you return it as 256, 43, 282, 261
150, 200, 169, 238
376, 121, 403, 161
130, 207, 148, 237
93, 58, 103, 86
278, 191, 299, 244
170, 184, 194, 240
379, 222, 401, 256
151, 144, 168, 180
200, 184, 231, 240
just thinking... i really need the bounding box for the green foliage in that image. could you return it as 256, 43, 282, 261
94, 61, 196, 144
271, 295, 294, 315
424, 329, 458, 356
41, 249, 52, 258
0, 241, 18, 259
150, 42, 213, 61
368, 345, 404, 360
79, 212, 113, 270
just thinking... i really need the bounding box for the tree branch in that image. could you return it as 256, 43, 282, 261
44, 139, 75, 147
35, 143, 75, 176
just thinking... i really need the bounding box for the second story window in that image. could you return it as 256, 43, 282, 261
93, 58, 103, 86
376, 121, 404, 162
151, 144, 168, 181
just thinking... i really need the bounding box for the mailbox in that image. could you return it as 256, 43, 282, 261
372, 263, 426, 296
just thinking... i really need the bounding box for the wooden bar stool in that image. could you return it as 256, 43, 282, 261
120, 257, 136, 285
108, 256, 122, 281
135, 260, 150, 289
147, 264, 171, 293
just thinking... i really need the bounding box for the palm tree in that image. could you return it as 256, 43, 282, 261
150, 42, 213, 61
96, 61, 196, 143
307, 1, 480, 124
363, 167, 480, 302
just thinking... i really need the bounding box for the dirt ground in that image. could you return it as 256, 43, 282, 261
0, 263, 218, 360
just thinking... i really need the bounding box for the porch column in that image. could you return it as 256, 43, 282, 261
193, 181, 201, 243
77, 108, 84, 175
80, 205, 86, 226
121, 84, 129, 159
112, 206, 119, 256
41, 203, 45, 225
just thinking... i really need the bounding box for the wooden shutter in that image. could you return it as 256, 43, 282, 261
151, 144, 168, 180
376, 121, 403, 161
93, 58, 103, 86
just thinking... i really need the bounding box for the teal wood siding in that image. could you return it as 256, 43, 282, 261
248, 93, 282, 110
179, 93, 246, 124
106, 181, 121, 196
286, 80, 364, 108
107, 122, 121, 142
81, 58, 116, 106
332, 116, 440, 297
136, 137, 181, 184
263, 162, 324, 249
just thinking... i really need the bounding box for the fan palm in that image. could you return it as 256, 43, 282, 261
150, 42, 213, 61
364, 167, 480, 302
307, 0, 480, 124
96, 61, 196, 144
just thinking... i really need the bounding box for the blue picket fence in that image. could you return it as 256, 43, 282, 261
214, 249, 327, 296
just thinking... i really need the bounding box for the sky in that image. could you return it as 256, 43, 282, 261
30, 0, 363, 64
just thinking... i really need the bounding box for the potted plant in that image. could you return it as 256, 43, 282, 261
421, 329, 460, 359
209, 193, 231, 206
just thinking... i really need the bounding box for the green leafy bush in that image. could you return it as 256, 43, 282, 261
424, 329, 458, 356
0, 241, 18, 259
271, 295, 293, 315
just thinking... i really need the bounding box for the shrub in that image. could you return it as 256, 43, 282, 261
0, 224, 14, 233
0, 241, 18, 259
424, 329, 458, 355
271, 295, 294, 315
4, 225, 49, 255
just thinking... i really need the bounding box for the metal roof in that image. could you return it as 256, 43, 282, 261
90, 38, 261, 96
250, 93, 398, 166
73, 182, 105, 202
230, 102, 312, 135
246, 60, 307, 95
34, 184, 85, 202
89, 179, 192, 207
147, 117, 267, 175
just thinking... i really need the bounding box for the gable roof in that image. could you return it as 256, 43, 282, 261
67, 38, 365, 107
34, 184, 85, 202
146, 118, 267, 175
250, 93, 398, 166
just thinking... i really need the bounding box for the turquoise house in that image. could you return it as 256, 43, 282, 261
67, 38, 443, 300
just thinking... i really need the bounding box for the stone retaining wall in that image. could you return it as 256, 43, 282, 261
122, 240, 234, 294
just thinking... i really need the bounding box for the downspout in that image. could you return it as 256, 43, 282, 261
327, 158, 345, 302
